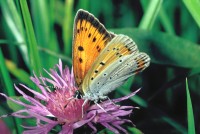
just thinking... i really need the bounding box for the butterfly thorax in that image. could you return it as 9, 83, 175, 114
83, 91, 108, 102
73, 84, 104, 101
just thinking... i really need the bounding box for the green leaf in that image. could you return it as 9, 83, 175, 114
77, 0, 89, 10
182, 0, 200, 28
97, 128, 114, 134
128, 127, 143, 134
186, 78, 196, 134
6, 96, 26, 112
5, 60, 34, 88
111, 28, 200, 68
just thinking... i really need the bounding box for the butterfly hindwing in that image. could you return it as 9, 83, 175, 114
73, 9, 114, 87
97, 52, 150, 95
82, 35, 150, 95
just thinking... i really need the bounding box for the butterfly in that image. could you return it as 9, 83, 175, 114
72, 9, 150, 112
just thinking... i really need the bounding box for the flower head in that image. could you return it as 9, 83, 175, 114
0, 59, 139, 134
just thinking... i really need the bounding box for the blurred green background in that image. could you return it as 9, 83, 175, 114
0, 0, 200, 134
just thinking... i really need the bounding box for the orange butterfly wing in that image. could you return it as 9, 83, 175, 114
72, 9, 114, 87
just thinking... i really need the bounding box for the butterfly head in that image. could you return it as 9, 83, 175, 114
73, 90, 83, 99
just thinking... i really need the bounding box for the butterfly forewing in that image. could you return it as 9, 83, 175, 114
73, 9, 114, 87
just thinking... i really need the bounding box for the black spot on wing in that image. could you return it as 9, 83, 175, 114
93, 37, 96, 42
94, 70, 98, 73
79, 58, 83, 63
78, 46, 84, 51
88, 33, 91, 38
100, 62, 105, 65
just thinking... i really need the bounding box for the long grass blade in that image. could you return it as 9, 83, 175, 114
139, 0, 163, 29
186, 78, 196, 134
63, 0, 74, 56
0, 48, 23, 133
19, 0, 41, 76
182, 0, 200, 28
0, 0, 29, 66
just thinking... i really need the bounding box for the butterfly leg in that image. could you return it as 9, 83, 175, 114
107, 96, 118, 106
82, 99, 88, 118
94, 101, 107, 113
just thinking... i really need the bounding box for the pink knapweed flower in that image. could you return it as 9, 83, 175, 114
0, 59, 139, 134
0, 119, 11, 134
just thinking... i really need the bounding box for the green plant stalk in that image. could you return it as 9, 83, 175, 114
159, 8, 175, 34
0, 48, 23, 133
19, 0, 41, 77
139, 0, 163, 30
0, 40, 71, 64
186, 78, 196, 134
162, 117, 187, 134
63, 0, 74, 56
